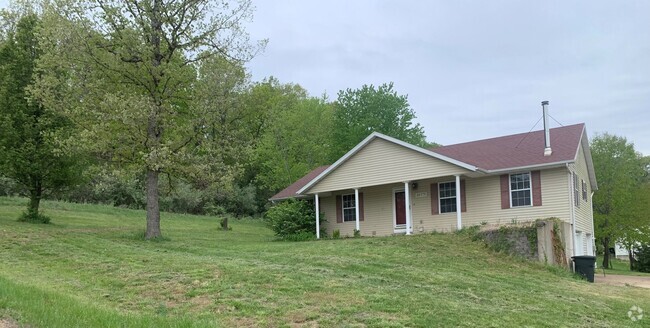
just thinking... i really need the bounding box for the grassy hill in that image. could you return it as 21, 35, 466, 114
0, 197, 648, 327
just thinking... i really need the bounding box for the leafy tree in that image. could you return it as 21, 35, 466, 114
618, 181, 650, 270
238, 78, 312, 202
241, 77, 309, 143
34, 0, 265, 238
330, 82, 426, 161
0, 13, 82, 223
591, 133, 646, 269
254, 95, 333, 196
634, 244, 650, 273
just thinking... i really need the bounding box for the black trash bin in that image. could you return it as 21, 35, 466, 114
572, 256, 596, 282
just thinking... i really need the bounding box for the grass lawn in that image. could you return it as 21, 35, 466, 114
596, 255, 650, 277
1, 197, 649, 327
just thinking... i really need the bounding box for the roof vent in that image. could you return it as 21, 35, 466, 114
542, 101, 552, 156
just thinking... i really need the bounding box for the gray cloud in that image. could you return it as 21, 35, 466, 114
246, 0, 650, 154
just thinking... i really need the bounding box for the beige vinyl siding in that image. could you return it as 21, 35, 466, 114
411, 168, 572, 232
308, 138, 470, 194
320, 167, 572, 237
320, 184, 402, 237
570, 142, 595, 244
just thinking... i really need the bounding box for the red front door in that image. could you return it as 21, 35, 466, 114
395, 191, 406, 225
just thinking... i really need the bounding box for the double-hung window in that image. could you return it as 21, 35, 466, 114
582, 180, 588, 202
510, 173, 531, 207
438, 182, 457, 213
342, 194, 356, 222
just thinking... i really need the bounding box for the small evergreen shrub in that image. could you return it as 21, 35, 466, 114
265, 199, 325, 240
634, 244, 650, 273
353, 229, 361, 238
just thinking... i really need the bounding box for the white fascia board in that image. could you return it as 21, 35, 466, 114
268, 194, 311, 202
580, 128, 598, 190
481, 161, 574, 174
379, 133, 478, 171
297, 132, 477, 195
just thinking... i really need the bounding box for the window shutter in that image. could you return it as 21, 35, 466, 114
532, 170, 542, 206
500, 174, 510, 209
359, 193, 364, 221
460, 180, 467, 212
336, 195, 342, 223
430, 183, 439, 215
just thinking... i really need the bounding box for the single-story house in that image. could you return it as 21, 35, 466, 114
271, 104, 598, 258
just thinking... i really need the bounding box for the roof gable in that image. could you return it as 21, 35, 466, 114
298, 132, 477, 194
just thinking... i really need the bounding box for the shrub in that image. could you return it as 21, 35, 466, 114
221, 184, 258, 217
332, 229, 341, 239
18, 210, 50, 224
634, 244, 650, 273
265, 199, 325, 239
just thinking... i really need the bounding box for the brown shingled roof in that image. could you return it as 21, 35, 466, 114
269, 165, 330, 201
270, 123, 587, 200
430, 123, 585, 171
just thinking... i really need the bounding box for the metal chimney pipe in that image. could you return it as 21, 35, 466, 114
542, 101, 552, 156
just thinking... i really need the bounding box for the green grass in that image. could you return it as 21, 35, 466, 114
1, 197, 649, 327
596, 255, 650, 277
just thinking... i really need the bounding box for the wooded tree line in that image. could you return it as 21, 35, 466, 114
0, 1, 427, 238
1, 1, 648, 255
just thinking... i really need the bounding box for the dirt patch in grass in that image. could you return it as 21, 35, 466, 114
595, 274, 650, 289
0, 317, 21, 328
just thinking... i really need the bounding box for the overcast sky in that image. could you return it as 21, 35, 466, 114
243, 1, 650, 155
2, 1, 649, 154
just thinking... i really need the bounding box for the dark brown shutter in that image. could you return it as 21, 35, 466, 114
532, 170, 542, 206
460, 180, 467, 212
336, 195, 342, 223
430, 183, 439, 215
500, 174, 510, 209
359, 193, 364, 221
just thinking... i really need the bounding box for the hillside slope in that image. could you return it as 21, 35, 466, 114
0, 197, 648, 327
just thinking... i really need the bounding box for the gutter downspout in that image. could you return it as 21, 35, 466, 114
567, 163, 577, 261
590, 191, 596, 258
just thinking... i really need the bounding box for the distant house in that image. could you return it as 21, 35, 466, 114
271, 105, 598, 258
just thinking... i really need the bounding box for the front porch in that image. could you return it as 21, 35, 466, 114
312, 175, 466, 238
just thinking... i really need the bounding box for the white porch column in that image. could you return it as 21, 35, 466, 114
405, 181, 412, 235
315, 194, 320, 239
354, 188, 360, 232
455, 175, 462, 230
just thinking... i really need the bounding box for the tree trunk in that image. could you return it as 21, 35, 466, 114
28, 180, 42, 217
143, 0, 163, 240
629, 248, 636, 271
145, 169, 161, 239
602, 237, 611, 269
